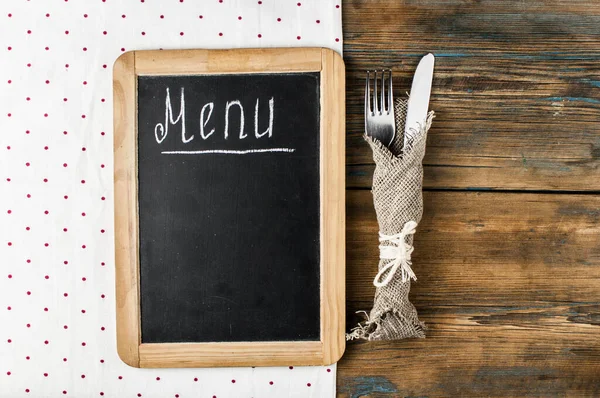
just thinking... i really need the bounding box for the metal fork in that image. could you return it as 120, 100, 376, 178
365, 70, 395, 147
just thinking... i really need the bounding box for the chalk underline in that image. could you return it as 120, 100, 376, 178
161, 148, 296, 155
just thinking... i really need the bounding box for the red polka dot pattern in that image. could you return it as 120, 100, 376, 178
0, 1, 340, 396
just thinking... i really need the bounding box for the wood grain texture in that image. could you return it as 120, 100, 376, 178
113, 51, 141, 368
320, 48, 347, 365
114, 48, 346, 368
138, 342, 323, 368
339, 190, 600, 397
134, 47, 322, 75
343, 0, 600, 191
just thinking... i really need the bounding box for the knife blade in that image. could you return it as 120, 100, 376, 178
404, 53, 435, 148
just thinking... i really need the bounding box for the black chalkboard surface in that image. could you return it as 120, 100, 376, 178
137, 73, 321, 343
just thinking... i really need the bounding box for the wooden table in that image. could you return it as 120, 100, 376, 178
339, 1, 600, 396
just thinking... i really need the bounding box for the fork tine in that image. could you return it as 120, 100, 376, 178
373, 70, 378, 114
380, 70, 386, 112
365, 71, 371, 115
387, 70, 393, 115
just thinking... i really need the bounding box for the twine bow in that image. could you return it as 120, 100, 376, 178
373, 221, 418, 287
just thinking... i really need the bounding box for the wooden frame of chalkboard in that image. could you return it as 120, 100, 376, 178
113, 48, 345, 368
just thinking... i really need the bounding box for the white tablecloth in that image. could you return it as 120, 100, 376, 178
0, 1, 342, 397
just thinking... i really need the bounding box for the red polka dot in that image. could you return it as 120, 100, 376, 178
81, 180, 86, 184
63, 391, 67, 395
297, 2, 301, 5
44, 373, 48, 377
81, 374, 85, 378
199, 15, 203, 19
138, 394, 142, 397
82, 277, 87, 281
26, 227, 30, 231
316, 20, 321, 23
64, 293, 68, 297
122, 14, 126, 18
46, 13, 50, 17
277, 18, 281, 22
180, 32, 184, 36
335, 38, 340, 42
297, 36, 302, 40
7, 306, 11, 310
64, 325, 68, 329
26, 291, 31, 295
156, 377, 160, 381
269, 381, 274, 385
44, 340, 49, 344
258, 0, 262, 3
103, 31, 107, 35
336, 4, 340, 8
64, 195, 68, 199
7, 274, 12, 278
160, 15, 164, 19
25, 389, 30, 393
82, 212, 86, 216
289, 366, 294, 369
65, 31, 69, 35
238, 16, 242, 20
141, 31, 146, 36
101, 294, 106, 298
307, 383, 311, 387
63, 358, 67, 362
81, 342, 86, 346
327, 368, 331, 372
219, 32, 223, 36
81, 309, 86, 313
231, 379, 236, 383
118, 376, 123, 380
7, 210, 11, 214
44, 308, 48, 311
258, 34, 262, 38
100, 359, 104, 363
193, 378, 198, 382
84, 14, 88, 18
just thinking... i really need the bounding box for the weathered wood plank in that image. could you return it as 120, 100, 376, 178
343, 0, 600, 190
339, 190, 600, 396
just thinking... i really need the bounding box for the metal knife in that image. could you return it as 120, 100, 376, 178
404, 53, 435, 148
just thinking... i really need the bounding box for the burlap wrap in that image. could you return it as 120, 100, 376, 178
347, 98, 434, 341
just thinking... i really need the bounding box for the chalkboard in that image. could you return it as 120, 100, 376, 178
114, 48, 345, 368
137, 73, 321, 343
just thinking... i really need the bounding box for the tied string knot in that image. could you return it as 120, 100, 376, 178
373, 221, 418, 287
